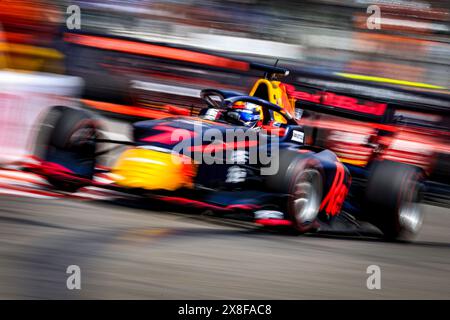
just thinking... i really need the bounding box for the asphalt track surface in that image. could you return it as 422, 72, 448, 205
0, 192, 449, 299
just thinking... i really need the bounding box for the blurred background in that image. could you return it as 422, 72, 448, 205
1, 0, 449, 85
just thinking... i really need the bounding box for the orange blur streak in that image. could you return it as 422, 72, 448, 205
64, 34, 249, 71
1, 32, 34, 44
81, 99, 173, 119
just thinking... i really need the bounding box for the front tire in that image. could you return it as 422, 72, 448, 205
266, 149, 323, 233
287, 166, 323, 232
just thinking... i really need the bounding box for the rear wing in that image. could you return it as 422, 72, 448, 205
290, 85, 389, 122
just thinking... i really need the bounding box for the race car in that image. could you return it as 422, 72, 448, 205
28, 64, 425, 240
29, 77, 351, 234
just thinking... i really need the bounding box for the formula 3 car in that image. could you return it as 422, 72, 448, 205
30, 80, 351, 235
29, 64, 424, 240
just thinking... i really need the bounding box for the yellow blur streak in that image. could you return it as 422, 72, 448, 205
338, 158, 368, 167
0, 43, 63, 59
0, 43, 64, 71
335, 72, 446, 90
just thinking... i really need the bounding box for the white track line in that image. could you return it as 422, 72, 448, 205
0, 187, 60, 199
0, 170, 50, 185
0, 169, 124, 201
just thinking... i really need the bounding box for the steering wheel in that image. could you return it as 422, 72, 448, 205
200, 89, 226, 109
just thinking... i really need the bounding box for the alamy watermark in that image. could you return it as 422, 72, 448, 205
367, 5, 382, 30
66, 265, 81, 290
366, 265, 381, 290
145, 121, 281, 176
66, 5, 81, 30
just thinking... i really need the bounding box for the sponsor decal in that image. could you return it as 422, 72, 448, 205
290, 90, 387, 116
291, 130, 304, 143
226, 166, 247, 183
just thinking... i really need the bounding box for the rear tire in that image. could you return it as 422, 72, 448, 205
365, 160, 424, 241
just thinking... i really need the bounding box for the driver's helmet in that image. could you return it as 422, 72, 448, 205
228, 101, 261, 126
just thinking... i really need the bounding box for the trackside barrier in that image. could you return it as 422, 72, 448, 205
0, 71, 83, 164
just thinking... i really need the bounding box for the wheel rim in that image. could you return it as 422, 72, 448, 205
70, 126, 95, 143
399, 203, 423, 234
398, 177, 423, 235
69, 123, 97, 150
292, 169, 321, 225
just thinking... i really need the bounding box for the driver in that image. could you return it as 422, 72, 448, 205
225, 101, 261, 127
